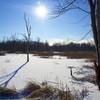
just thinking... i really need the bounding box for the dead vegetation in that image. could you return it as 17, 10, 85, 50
61, 51, 96, 59
72, 74, 96, 84
69, 64, 96, 85
0, 81, 88, 100
0, 51, 6, 56
33, 51, 96, 59
25, 81, 73, 100
33, 51, 53, 58
0, 87, 19, 99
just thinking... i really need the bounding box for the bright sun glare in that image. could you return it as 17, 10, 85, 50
34, 5, 48, 19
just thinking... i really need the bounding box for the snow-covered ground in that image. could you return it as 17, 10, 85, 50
0, 54, 100, 100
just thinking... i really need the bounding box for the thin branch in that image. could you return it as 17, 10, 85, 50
51, 0, 76, 15
76, 6, 90, 14
76, 30, 92, 43
50, 0, 90, 18
50, 7, 76, 19
70, 14, 89, 24
58, 0, 77, 11
21, 33, 28, 40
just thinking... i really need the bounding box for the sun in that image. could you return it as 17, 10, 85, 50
34, 4, 48, 19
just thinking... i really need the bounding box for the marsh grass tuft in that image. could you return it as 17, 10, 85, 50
0, 81, 89, 100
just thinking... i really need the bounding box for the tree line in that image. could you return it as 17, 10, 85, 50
0, 39, 95, 53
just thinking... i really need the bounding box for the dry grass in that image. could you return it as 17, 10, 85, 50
32, 51, 96, 59
70, 64, 96, 85
0, 87, 17, 94
26, 81, 90, 100
26, 82, 73, 100
0, 81, 89, 100
61, 51, 96, 59
0, 87, 18, 99
72, 74, 96, 84
27, 86, 54, 98
0, 51, 6, 56
33, 51, 53, 56
22, 81, 41, 93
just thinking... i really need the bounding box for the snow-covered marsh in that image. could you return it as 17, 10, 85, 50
0, 54, 99, 100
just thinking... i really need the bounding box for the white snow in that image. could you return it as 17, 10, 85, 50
0, 54, 100, 100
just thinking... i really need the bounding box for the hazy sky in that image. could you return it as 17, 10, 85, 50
0, 0, 93, 44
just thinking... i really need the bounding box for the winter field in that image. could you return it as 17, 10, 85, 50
0, 53, 100, 99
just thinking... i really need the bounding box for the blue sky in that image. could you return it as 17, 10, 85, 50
0, 0, 93, 44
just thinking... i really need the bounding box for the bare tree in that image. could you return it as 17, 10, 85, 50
50, 0, 100, 90
23, 14, 32, 62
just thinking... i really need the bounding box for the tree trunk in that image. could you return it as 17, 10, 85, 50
96, 0, 100, 64
27, 39, 29, 62
96, 0, 100, 90
88, 0, 100, 90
